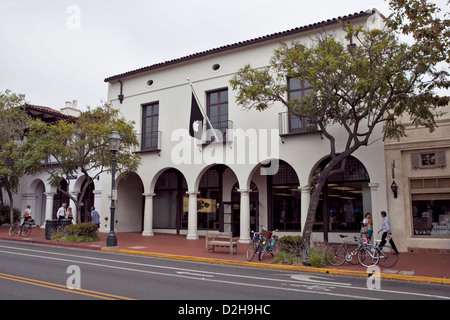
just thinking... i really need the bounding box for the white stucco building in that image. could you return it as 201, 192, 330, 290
15, 102, 103, 226
101, 9, 389, 244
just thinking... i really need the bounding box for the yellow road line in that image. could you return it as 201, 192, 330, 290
0, 273, 135, 300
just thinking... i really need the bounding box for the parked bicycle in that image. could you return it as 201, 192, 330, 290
246, 229, 263, 261
325, 234, 369, 266
365, 240, 398, 268
8, 220, 32, 237
258, 228, 279, 261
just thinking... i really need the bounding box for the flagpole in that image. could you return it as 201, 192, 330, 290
187, 77, 220, 141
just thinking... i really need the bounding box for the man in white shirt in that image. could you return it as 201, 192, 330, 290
56, 203, 67, 222
377, 211, 399, 254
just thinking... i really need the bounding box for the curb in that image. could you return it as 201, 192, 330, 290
101, 247, 450, 285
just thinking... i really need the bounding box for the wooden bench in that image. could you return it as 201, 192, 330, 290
206, 231, 239, 255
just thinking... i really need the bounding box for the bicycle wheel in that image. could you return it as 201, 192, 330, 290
8, 223, 19, 237
21, 224, 32, 237
325, 244, 346, 266
378, 245, 398, 268
246, 241, 258, 261
357, 246, 380, 267
258, 241, 267, 261
345, 243, 360, 265
270, 241, 280, 257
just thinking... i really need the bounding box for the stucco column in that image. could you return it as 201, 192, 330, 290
186, 191, 199, 240
239, 189, 251, 243
142, 193, 155, 236
368, 182, 381, 241
43, 192, 56, 223
300, 186, 310, 231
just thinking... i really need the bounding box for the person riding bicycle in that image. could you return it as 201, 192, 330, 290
23, 205, 32, 225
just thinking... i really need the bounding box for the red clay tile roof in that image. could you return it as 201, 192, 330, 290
25, 103, 78, 123
104, 9, 379, 83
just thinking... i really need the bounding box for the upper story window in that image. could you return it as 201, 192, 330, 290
141, 102, 160, 151
207, 89, 228, 128
279, 78, 315, 135
412, 151, 446, 169
206, 89, 231, 141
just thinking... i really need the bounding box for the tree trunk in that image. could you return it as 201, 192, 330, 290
7, 191, 14, 225
301, 151, 354, 251
302, 173, 328, 250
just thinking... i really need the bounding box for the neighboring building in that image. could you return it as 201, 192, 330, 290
102, 9, 389, 245
384, 103, 450, 252
13, 102, 102, 226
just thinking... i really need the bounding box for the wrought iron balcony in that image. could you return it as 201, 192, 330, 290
278, 112, 318, 136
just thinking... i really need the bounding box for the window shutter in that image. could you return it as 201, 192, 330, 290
437, 151, 446, 167
411, 153, 420, 169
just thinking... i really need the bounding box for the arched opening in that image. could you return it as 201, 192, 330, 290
153, 168, 188, 234
267, 160, 301, 231
53, 179, 69, 218
79, 179, 95, 223
116, 172, 144, 232
197, 164, 238, 232
313, 155, 371, 241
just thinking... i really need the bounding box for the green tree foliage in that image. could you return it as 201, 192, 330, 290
23, 103, 141, 222
230, 26, 448, 249
0, 90, 30, 224
388, 0, 450, 67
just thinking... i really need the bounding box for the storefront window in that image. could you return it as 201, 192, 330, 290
270, 161, 301, 231
410, 178, 450, 237
198, 167, 221, 230
412, 199, 450, 236
153, 170, 187, 230
313, 156, 371, 233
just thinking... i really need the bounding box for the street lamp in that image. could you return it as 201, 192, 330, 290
106, 130, 121, 247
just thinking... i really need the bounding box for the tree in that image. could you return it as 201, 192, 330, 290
23, 103, 141, 223
230, 26, 449, 249
0, 90, 31, 224
388, 0, 450, 66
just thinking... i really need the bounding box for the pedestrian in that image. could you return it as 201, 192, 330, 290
377, 211, 399, 254
90, 206, 100, 229
361, 212, 373, 242
67, 207, 74, 222
56, 203, 67, 223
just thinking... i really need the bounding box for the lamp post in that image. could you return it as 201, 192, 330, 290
106, 130, 121, 247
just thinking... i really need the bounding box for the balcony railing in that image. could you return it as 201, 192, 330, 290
202, 120, 233, 144
278, 112, 318, 136
135, 131, 162, 152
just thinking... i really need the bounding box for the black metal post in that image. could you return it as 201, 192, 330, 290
106, 150, 118, 246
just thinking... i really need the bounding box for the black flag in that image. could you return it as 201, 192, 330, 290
189, 93, 203, 139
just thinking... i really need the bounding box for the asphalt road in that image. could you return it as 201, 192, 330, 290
1, 240, 449, 303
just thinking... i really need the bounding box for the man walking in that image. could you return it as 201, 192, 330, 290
90, 207, 100, 229
56, 203, 67, 222
377, 211, 399, 254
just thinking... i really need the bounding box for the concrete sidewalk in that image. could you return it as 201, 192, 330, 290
1, 226, 449, 284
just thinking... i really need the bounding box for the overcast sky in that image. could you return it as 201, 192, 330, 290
0, 0, 447, 111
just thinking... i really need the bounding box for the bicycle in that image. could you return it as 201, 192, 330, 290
258, 228, 279, 261
8, 221, 32, 237
246, 229, 263, 261
372, 240, 398, 268
325, 234, 370, 266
